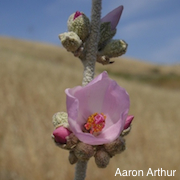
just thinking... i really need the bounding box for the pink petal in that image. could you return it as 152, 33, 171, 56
101, 78, 130, 129
53, 126, 71, 144
124, 115, 134, 130
65, 72, 109, 126
101, 5, 123, 30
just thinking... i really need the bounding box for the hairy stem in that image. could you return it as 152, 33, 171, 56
74, 1, 102, 180
82, 0, 102, 86
74, 160, 87, 180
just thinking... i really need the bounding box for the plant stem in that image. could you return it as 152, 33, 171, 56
74, 160, 87, 180
74, 0, 102, 180
82, 0, 102, 86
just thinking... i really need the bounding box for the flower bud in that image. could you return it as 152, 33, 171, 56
59, 32, 82, 52
101, 6, 123, 31
52, 126, 71, 144
94, 149, 110, 168
98, 5, 123, 49
98, 22, 116, 49
69, 151, 78, 165
124, 115, 134, 130
52, 112, 69, 129
103, 136, 126, 157
74, 142, 94, 161
67, 11, 90, 41
99, 39, 128, 58
121, 115, 134, 137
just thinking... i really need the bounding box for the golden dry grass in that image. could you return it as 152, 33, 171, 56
0, 36, 180, 180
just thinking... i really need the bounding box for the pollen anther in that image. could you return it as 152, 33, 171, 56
84, 113, 106, 134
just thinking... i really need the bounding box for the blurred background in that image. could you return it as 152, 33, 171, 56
0, 0, 180, 64
0, 0, 180, 180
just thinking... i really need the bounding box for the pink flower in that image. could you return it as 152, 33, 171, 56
101, 5, 123, 30
65, 71, 130, 145
124, 115, 134, 130
53, 126, 71, 144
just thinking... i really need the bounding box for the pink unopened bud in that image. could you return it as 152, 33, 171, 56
53, 126, 71, 144
124, 115, 134, 130
101, 5, 123, 30
74, 11, 82, 20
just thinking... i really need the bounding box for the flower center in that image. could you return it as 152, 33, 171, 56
74, 11, 82, 20
84, 113, 106, 135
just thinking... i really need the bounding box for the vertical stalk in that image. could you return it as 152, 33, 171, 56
74, 0, 102, 180
74, 160, 87, 180
82, 0, 102, 86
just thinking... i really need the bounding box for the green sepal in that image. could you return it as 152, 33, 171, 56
98, 22, 116, 50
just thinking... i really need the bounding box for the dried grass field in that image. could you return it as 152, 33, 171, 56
0, 36, 180, 180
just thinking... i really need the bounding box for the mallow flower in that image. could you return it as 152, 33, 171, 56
65, 71, 130, 145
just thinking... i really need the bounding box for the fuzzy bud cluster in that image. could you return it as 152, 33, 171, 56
58, 6, 128, 65
59, 11, 90, 53
52, 111, 133, 168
